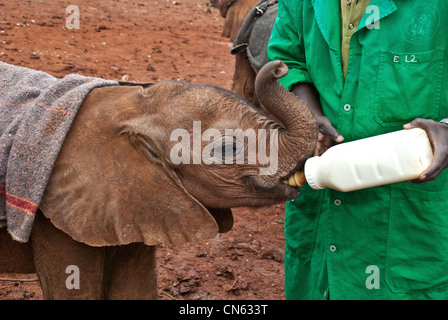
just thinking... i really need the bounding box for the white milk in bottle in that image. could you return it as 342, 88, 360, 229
290, 128, 434, 192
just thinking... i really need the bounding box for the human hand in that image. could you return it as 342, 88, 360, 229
404, 118, 448, 183
290, 82, 344, 156
313, 115, 344, 156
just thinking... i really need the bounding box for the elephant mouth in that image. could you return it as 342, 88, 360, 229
278, 181, 301, 200
204, 206, 233, 234
243, 174, 301, 202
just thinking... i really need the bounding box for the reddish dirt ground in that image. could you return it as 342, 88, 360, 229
0, 0, 285, 300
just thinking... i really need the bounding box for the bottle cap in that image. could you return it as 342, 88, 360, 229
283, 171, 306, 187
304, 156, 324, 190
293, 171, 307, 187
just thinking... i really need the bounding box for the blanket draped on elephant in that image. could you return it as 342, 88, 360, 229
0, 61, 118, 242
230, 0, 278, 73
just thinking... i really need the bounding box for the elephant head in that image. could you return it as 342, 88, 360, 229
211, 0, 236, 18
213, 0, 258, 42
40, 60, 317, 247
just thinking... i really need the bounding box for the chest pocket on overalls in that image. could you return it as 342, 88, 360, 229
372, 49, 445, 127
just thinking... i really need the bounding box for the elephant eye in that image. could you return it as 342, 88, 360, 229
221, 143, 236, 157
221, 139, 244, 163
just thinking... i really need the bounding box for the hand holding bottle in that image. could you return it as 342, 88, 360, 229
404, 118, 448, 183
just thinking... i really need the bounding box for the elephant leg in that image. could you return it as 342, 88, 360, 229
103, 244, 157, 300
232, 52, 258, 107
0, 227, 35, 273
31, 211, 106, 299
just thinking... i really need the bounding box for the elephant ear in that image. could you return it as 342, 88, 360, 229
40, 85, 233, 247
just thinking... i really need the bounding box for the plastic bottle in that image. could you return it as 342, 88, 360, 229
285, 128, 434, 192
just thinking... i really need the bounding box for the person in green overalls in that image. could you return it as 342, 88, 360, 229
267, 0, 448, 299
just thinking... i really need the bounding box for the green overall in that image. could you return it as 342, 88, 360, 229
267, 0, 448, 299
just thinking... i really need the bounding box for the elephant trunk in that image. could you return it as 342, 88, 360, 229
255, 60, 318, 171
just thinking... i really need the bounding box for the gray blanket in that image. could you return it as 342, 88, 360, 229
0, 61, 118, 242
230, 0, 278, 73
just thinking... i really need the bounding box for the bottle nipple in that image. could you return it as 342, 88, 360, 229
283, 171, 306, 187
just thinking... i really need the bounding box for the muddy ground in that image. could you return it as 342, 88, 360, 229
0, 0, 286, 300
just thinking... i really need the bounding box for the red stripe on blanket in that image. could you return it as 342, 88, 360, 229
0, 185, 5, 196
0, 101, 75, 117
35, 101, 76, 117
5, 193, 38, 216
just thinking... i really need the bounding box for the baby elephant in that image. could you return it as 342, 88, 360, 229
0, 61, 317, 299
